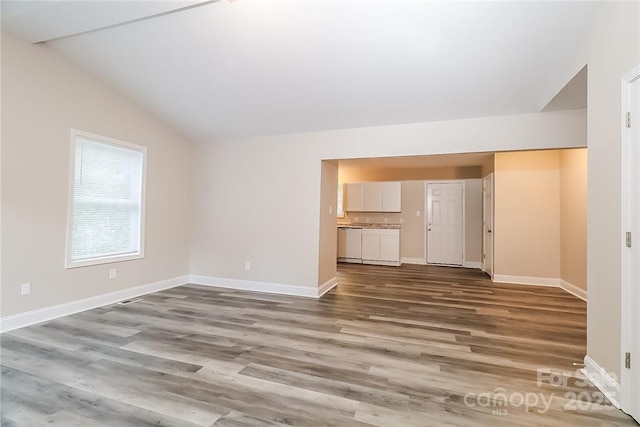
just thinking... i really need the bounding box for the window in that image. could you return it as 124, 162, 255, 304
66, 130, 146, 268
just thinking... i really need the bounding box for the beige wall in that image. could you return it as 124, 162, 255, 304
481, 154, 495, 177
1, 33, 192, 317
339, 166, 481, 182
560, 149, 587, 290
318, 161, 338, 285
494, 148, 588, 289
399, 181, 425, 261
494, 151, 562, 279
464, 179, 483, 264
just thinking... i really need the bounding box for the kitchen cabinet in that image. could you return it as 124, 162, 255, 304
381, 182, 402, 212
337, 227, 363, 263
364, 183, 383, 211
344, 183, 365, 212
361, 228, 400, 265
344, 182, 401, 213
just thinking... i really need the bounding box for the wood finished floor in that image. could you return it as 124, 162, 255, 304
1, 264, 637, 426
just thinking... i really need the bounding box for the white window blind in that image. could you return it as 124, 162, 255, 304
67, 131, 146, 268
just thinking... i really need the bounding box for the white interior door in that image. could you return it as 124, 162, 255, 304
621, 67, 640, 422
427, 182, 463, 265
482, 174, 494, 278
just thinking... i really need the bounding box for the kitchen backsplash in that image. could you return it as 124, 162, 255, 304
341, 211, 404, 224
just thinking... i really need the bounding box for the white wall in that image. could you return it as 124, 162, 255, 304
1, 33, 192, 317
580, 2, 639, 379
190, 109, 586, 289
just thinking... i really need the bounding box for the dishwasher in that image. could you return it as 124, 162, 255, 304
337, 226, 363, 263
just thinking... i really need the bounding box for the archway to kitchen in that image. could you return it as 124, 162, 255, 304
319, 148, 588, 302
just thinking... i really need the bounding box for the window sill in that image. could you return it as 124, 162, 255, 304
65, 252, 144, 269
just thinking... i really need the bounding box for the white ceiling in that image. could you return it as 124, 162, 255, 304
2, 0, 595, 141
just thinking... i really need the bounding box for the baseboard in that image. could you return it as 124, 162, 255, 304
463, 261, 482, 269
560, 280, 587, 301
582, 355, 621, 408
492, 275, 588, 301
493, 274, 561, 287
337, 258, 363, 264
363, 260, 401, 267
0, 275, 189, 333
189, 275, 321, 298
401, 257, 426, 265
318, 277, 338, 297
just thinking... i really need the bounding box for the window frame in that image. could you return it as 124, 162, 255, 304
65, 129, 147, 269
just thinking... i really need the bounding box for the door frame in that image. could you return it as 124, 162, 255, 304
425, 180, 466, 267
482, 173, 494, 278
621, 64, 640, 418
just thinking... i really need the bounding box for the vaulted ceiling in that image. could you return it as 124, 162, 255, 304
2, 0, 594, 140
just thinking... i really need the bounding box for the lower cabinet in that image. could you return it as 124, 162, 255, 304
361, 229, 400, 266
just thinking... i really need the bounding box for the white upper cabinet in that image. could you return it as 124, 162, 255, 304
381, 182, 401, 212
344, 183, 365, 211
344, 182, 401, 212
364, 183, 383, 211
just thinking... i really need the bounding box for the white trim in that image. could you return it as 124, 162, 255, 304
0, 275, 188, 333
493, 275, 587, 301
493, 274, 561, 287
463, 261, 482, 269
620, 64, 640, 417
401, 257, 426, 265
189, 275, 321, 298
560, 279, 587, 302
318, 277, 338, 297
65, 129, 147, 269
583, 355, 622, 409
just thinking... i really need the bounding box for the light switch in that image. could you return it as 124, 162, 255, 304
416, 210, 421, 217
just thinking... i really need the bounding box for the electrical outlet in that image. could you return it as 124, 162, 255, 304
384, 217, 388, 223
21, 282, 31, 296
109, 268, 117, 279
245, 261, 251, 271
